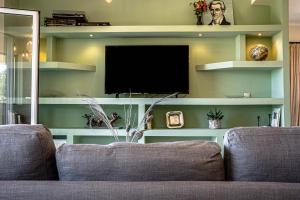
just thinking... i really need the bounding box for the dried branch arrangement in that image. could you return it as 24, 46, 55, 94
83, 93, 178, 143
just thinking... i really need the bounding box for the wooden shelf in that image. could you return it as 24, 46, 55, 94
40, 62, 96, 71
7, 25, 282, 39
39, 97, 284, 105
144, 129, 227, 137
0, 97, 31, 104
196, 61, 283, 71
36, 25, 283, 38
16, 62, 96, 71
50, 128, 227, 146
251, 0, 271, 6
3, 97, 284, 105
50, 128, 127, 136
50, 128, 227, 137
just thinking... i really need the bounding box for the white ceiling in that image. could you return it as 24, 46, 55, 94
289, 0, 300, 25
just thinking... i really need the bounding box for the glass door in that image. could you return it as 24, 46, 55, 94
0, 8, 39, 124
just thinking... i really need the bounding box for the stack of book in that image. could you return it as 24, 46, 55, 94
44, 10, 110, 26
45, 10, 87, 26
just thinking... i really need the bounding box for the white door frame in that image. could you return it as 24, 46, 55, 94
0, 8, 39, 124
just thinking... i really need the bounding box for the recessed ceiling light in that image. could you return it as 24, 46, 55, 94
89, 34, 94, 38
198, 33, 203, 37
258, 33, 262, 36
106, 0, 112, 3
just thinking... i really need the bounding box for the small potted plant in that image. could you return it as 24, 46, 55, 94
207, 109, 224, 129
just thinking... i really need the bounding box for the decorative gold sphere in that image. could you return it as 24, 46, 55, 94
249, 44, 269, 61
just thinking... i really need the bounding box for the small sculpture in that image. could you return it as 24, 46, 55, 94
82, 112, 121, 128
249, 44, 269, 61
146, 112, 154, 129
109, 112, 121, 126
82, 114, 103, 128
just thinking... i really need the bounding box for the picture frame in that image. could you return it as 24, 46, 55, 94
202, 0, 235, 25
271, 108, 281, 127
166, 111, 184, 129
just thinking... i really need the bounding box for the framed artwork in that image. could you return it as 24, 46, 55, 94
166, 111, 184, 129
271, 108, 281, 127
202, 0, 235, 25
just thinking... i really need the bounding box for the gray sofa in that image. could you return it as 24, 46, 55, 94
0, 125, 300, 200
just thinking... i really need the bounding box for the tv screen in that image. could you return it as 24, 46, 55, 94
105, 45, 189, 94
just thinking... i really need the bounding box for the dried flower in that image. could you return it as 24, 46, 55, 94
83, 92, 178, 143
190, 0, 208, 17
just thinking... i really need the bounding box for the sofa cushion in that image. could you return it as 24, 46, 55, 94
0, 124, 58, 180
56, 141, 224, 181
224, 127, 300, 183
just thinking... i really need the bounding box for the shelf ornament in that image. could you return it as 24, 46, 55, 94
190, 0, 208, 25
249, 44, 269, 61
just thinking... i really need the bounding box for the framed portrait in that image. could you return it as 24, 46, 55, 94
166, 111, 184, 129
271, 108, 281, 127
202, 0, 235, 25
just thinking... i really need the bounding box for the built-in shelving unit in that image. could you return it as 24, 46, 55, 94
196, 61, 283, 71
40, 62, 96, 71
50, 128, 227, 147
39, 25, 282, 38
6, 25, 282, 39
16, 62, 96, 71
0, 97, 31, 104
251, 0, 271, 6
39, 97, 284, 105
7, 97, 283, 105
30, 0, 288, 146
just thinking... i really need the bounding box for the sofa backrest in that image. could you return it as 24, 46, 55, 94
0, 124, 58, 180
224, 127, 300, 183
56, 141, 225, 181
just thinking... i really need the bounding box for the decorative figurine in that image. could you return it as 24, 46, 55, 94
109, 112, 121, 126
146, 112, 154, 130
82, 112, 121, 128
249, 44, 269, 61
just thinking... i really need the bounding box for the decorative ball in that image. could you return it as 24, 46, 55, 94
249, 44, 269, 61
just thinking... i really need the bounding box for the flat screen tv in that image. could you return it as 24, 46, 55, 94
105, 45, 189, 94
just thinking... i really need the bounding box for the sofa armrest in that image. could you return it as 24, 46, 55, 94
224, 127, 300, 182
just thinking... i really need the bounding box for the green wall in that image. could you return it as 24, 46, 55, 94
4, 0, 19, 8
15, 0, 275, 25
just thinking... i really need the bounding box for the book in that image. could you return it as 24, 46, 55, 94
53, 10, 86, 16
52, 10, 88, 23
77, 22, 111, 26
44, 17, 77, 26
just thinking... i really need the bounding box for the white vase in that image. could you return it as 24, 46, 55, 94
209, 120, 221, 129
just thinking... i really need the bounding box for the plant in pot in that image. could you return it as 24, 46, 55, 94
207, 109, 224, 129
